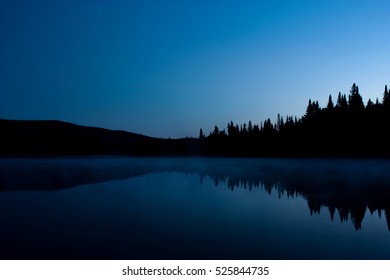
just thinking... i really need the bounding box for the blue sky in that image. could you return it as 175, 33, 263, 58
1, 0, 389, 138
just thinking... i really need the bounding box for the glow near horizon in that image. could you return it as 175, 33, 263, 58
0, 0, 389, 138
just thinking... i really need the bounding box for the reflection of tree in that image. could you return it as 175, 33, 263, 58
385, 209, 390, 231
191, 160, 390, 231
215, 172, 390, 231
2, 158, 390, 231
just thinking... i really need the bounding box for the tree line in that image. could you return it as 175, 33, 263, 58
2, 83, 390, 157
198, 83, 390, 157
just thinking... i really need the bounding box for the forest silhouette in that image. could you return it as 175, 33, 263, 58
1, 83, 390, 157
198, 83, 390, 157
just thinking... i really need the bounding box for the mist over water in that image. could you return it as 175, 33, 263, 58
0, 157, 390, 259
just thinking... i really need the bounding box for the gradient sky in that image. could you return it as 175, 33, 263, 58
1, 0, 390, 138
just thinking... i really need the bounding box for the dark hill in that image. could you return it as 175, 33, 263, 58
0, 119, 155, 156
0, 119, 200, 156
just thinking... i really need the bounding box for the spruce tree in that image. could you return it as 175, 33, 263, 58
327, 94, 334, 110
382, 85, 390, 109
348, 83, 364, 112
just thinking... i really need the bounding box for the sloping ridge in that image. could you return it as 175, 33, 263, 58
0, 119, 154, 156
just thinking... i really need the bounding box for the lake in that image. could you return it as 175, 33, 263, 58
0, 157, 390, 259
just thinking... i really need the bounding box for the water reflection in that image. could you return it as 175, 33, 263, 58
196, 160, 390, 232
1, 158, 390, 232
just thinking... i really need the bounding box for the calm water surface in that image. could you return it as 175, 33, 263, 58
0, 157, 389, 259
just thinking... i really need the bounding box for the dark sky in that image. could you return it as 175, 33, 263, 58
1, 0, 389, 138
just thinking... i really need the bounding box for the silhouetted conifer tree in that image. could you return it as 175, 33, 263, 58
374, 97, 380, 110
382, 85, 390, 109
263, 118, 273, 134
276, 114, 282, 131
199, 128, 205, 139
280, 116, 284, 130
248, 121, 253, 134
366, 99, 375, 113
227, 121, 234, 137
336, 92, 342, 107
242, 123, 247, 134
327, 94, 334, 110
212, 125, 219, 136
336, 92, 348, 112
348, 83, 364, 112
305, 99, 314, 119
314, 101, 320, 113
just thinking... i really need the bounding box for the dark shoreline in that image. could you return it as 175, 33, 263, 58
2, 118, 390, 158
